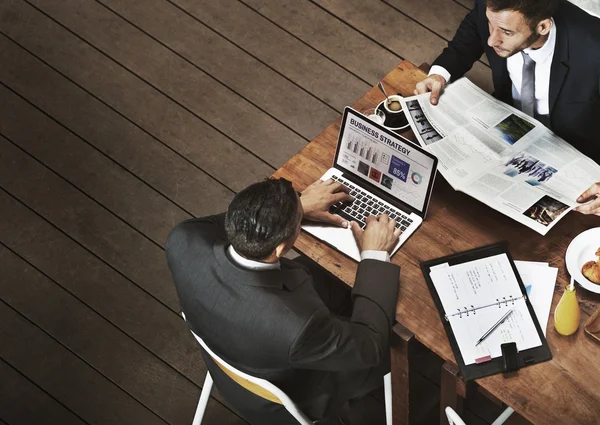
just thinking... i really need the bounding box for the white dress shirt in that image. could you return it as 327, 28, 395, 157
227, 246, 389, 270
507, 20, 556, 115
429, 19, 556, 116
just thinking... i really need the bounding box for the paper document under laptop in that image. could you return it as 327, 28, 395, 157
302, 107, 438, 261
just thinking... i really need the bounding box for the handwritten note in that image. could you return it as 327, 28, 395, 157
430, 254, 542, 365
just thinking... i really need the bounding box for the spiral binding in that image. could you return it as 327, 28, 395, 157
444, 294, 526, 321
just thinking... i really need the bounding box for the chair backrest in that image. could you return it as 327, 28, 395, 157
445, 406, 467, 425
181, 313, 312, 425
192, 331, 284, 404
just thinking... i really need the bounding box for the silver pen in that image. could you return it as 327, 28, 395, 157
475, 309, 514, 347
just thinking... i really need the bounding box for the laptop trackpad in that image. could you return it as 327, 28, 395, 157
301, 223, 361, 261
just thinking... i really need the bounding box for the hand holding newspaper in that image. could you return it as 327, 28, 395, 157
401, 78, 600, 235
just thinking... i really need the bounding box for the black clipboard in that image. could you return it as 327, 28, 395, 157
421, 242, 552, 381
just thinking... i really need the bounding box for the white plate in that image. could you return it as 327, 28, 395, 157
565, 227, 600, 294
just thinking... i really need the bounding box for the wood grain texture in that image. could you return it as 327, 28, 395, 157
456, 0, 475, 10
0, 245, 200, 425
274, 60, 600, 425
384, 0, 471, 41
313, 0, 494, 93
0, 73, 192, 246
383, 0, 489, 66
25, 0, 307, 168
0, 34, 233, 218
440, 361, 464, 424
384, 0, 490, 68
0, 359, 86, 425
176, 0, 371, 112
390, 323, 415, 425
0, 300, 167, 425
0, 134, 179, 311
0, 245, 248, 425
0, 0, 272, 194
241, 0, 402, 84
0, 189, 207, 387
96, 0, 338, 141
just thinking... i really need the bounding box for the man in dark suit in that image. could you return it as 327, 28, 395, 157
415, 0, 600, 214
166, 177, 402, 424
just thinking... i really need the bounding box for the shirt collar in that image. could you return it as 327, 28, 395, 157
523, 18, 556, 64
227, 245, 280, 271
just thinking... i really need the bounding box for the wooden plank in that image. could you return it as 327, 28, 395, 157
390, 323, 415, 425
384, 0, 472, 40
311, 0, 494, 93
0, 0, 272, 193
455, 0, 474, 10
97, 0, 338, 140
0, 243, 247, 425
24, 0, 306, 168
0, 245, 192, 424
240, 0, 402, 84
312, 0, 448, 66
0, 187, 207, 386
0, 359, 87, 425
383, 0, 490, 66
0, 68, 194, 247
0, 301, 166, 425
0, 34, 232, 218
174, 0, 371, 112
440, 362, 464, 425
0, 133, 179, 311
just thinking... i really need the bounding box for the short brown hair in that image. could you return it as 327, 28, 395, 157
487, 0, 561, 30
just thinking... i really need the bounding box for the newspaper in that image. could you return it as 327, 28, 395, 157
401, 78, 600, 235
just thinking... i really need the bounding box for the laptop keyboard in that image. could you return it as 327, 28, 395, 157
329, 175, 413, 231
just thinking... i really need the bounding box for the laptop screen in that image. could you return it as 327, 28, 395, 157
334, 108, 437, 216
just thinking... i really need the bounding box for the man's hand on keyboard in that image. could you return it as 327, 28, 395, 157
300, 179, 354, 227
350, 214, 402, 253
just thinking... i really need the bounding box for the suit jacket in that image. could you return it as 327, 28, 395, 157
166, 214, 400, 422
433, 0, 600, 161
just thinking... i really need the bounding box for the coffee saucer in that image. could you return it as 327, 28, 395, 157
376, 100, 410, 131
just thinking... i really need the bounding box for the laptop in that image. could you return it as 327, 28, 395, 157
302, 107, 438, 261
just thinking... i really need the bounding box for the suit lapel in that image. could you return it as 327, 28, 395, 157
549, 13, 570, 114
487, 48, 512, 104
497, 58, 511, 103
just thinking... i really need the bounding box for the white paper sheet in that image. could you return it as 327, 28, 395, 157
514, 261, 558, 337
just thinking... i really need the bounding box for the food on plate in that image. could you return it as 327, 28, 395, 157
581, 247, 600, 284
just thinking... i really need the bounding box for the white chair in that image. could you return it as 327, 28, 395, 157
445, 406, 514, 425
189, 329, 312, 425
182, 314, 392, 425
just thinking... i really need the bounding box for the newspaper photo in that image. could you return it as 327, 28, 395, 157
401, 78, 600, 235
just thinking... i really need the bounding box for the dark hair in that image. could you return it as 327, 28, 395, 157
225, 178, 300, 260
487, 0, 561, 30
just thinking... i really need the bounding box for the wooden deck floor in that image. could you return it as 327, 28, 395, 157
0, 0, 525, 424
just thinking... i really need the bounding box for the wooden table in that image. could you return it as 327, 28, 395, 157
273, 60, 600, 425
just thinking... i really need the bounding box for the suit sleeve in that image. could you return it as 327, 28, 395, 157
288, 259, 400, 370
433, 1, 485, 81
